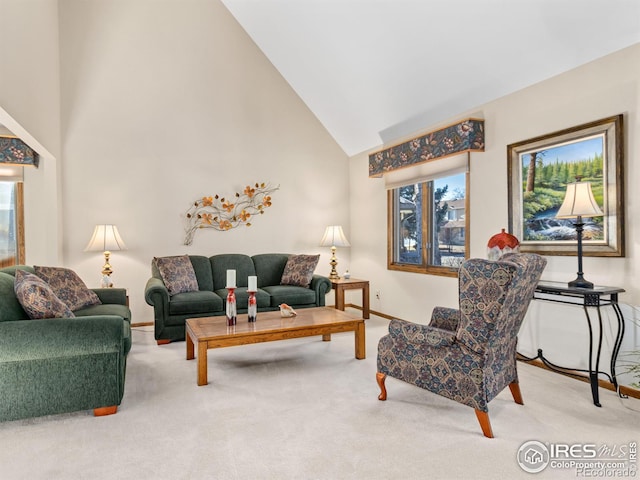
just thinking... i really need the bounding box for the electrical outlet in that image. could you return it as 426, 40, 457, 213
375, 290, 381, 300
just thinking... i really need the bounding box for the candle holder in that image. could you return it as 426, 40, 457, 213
226, 287, 237, 326
247, 290, 257, 322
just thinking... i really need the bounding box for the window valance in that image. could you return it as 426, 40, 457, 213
0, 136, 39, 167
368, 118, 484, 177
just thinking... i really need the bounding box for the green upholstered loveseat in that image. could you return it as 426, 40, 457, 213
0, 266, 131, 422
144, 253, 332, 344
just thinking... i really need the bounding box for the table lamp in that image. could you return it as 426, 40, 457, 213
555, 177, 603, 289
84, 224, 127, 287
320, 225, 350, 280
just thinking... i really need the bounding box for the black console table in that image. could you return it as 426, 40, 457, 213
518, 280, 626, 407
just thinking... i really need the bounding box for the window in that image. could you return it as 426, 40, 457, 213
388, 171, 468, 277
0, 181, 24, 268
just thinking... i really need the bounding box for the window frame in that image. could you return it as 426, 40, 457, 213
0, 180, 25, 268
387, 170, 469, 278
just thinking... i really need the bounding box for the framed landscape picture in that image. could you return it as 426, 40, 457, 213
507, 115, 624, 257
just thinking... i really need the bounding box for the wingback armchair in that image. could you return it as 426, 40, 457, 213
376, 253, 546, 438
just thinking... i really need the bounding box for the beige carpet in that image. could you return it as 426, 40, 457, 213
0, 313, 638, 480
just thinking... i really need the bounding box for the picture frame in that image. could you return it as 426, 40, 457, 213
507, 115, 624, 257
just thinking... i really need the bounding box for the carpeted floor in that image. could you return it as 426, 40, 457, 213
0, 312, 638, 480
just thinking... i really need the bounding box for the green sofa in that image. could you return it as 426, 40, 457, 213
0, 266, 131, 422
145, 253, 332, 344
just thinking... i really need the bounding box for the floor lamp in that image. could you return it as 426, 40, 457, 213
555, 177, 603, 289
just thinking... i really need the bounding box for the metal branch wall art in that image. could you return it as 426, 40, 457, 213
184, 182, 279, 245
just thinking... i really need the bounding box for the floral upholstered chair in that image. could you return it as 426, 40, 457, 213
376, 253, 546, 438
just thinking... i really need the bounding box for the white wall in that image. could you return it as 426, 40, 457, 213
349, 43, 640, 386
58, 0, 349, 324
0, 0, 62, 264
4, 0, 638, 387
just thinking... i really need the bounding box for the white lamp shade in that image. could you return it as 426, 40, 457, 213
320, 225, 350, 247
556, 181, 603, 218
84, 225, 127, 252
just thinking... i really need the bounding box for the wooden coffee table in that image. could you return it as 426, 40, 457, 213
186, 306, 366, 386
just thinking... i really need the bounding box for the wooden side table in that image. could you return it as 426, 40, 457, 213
331, 277, 370, 319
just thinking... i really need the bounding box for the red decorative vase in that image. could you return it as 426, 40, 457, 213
248, 291, 257, 322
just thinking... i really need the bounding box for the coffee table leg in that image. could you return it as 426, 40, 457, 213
197, 341, 208, 386
322, 334, 331, 341
186, 332, 195, 360
355, 321, 366, 359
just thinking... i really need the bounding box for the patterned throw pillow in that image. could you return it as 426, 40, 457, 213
154, 255, 199, 296
34, 266, 101, 311
14, 270, 75, 319
280, 254, 320, 288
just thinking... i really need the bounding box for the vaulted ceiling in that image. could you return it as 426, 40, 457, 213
221, 0, 640, 156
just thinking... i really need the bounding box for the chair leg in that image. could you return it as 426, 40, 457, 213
157, 339, 171, 346
376, 372, 387, 401
475, 409, 494, 438
509, 382, 524, 405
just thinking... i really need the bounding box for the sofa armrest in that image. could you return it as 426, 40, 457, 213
310, 274, 331, 306
93, 288, 128, 306
0, 316, 128, 361
429, 306, 460, 332
388, 318, 456, 348
144, 277, 169, 306
144, 277, 170, 339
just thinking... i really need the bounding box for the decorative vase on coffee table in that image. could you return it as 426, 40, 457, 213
247, 291, 257, 322
226, 287, 237, 326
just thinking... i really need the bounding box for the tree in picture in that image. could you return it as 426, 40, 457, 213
521, 135, 604, 242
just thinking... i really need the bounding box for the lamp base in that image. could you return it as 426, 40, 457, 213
100, 251, 114, 287
568, 275, 594, 290
567, 219, 594, 290
328, 246, 340, 280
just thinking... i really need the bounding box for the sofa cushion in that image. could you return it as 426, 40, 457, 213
74, 303, 132, 324
154, 255, 214, 292
92, 288, 128, 306
34, 266, 101, 311
0, 265, 36, 276
214, 287, 271, 309
154, 255, 199, 296
262, 285, 317, 307
14, 270, 75, 319
252, 253, 289, 287
280, 254, 320, 288
0, 272, 28, 322
210, 254, 256, 290
189, 255, 215, 291
168, 290, 224, 315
